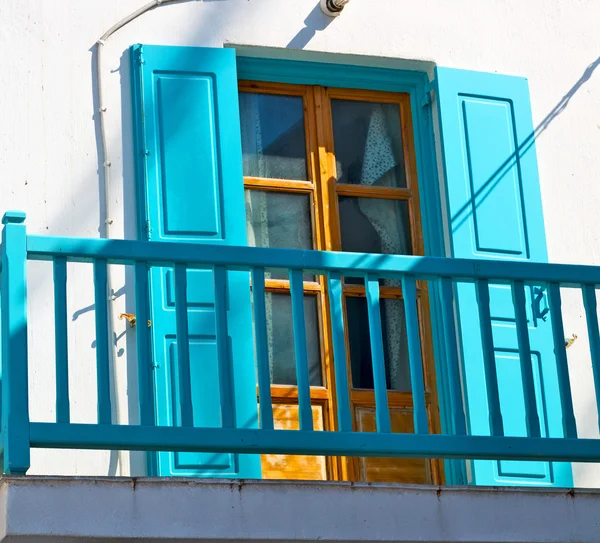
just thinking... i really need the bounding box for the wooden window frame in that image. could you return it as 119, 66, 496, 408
239, 80, 442, 485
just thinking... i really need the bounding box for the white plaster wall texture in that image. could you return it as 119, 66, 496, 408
0, 0, 599, 485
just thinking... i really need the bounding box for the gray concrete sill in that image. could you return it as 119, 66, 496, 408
0, 476, 599, 542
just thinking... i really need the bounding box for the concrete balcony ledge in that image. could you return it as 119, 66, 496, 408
1, 477, 599, 542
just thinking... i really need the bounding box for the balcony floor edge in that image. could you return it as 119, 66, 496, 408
0, 476, 599, 543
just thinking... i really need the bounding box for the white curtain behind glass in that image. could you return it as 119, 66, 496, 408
356, 104, 410, 391
239, 94, 276, 385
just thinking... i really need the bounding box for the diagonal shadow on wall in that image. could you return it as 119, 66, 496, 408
450, 55, 600, 235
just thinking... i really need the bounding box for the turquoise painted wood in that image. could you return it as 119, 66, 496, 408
289, 269, 313, 432
436, 67, 573, 486
251, 268, 274, 431
1, 212, 31, 474
327, 272, 352, 433
547, 283, 577, 439
27, 234, 600, 286
213, 265, 234, 429
130, 44, 260, 478
512, 280, 541, 438
173, 264, 194, 428
53, 257, 70, 424
582, 285, 600, 431
439, 277, 467, 436
93, 259, 112, 425
475, 279, 504, 437
5, 211, 600, 472
365, 276, 391, 434
134, 261, 154, 427
401, 275, 428, 435
28, 421, 600, 462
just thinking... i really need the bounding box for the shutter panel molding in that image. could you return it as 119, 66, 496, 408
435, 67, 573, 487
130, 44, 261, 478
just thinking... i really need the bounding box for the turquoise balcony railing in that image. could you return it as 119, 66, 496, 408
2, 210, 600, 476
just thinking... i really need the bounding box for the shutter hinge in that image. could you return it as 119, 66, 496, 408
134, 45, 145, 66
145, 220, 152, 240
421, 79, 436, 108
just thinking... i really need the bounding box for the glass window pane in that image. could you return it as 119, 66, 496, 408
239, 92, 308, 180
331, 99, 406, 188
245, 190, 314, 281
338, 197, 412, 286
259, 292, 322, 387
338, 197, 411, 255
346, 296, 411, 392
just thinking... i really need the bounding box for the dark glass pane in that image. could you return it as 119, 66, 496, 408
239, 92, 307, 180
331, 99, 406, 188
245, 190, 314, 281
338, 197, 412, 286
346, 296, 411, 392
261, 293, 322, 387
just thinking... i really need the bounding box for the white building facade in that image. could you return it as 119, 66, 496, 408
1, 1, 600, 539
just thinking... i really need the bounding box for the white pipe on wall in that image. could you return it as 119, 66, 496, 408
95, 0, 185, 474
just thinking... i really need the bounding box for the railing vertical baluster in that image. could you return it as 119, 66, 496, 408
327, 272, 352, 433
252, 267, 274, 431
53, 257, 70, 424
93, 259, 112, 425
440, 277, 467, 435
214, 265, 234, 428
1, 211, 31, 474
511, 280, 540, 438
174, 264, 193, 427
547, 282, 577, 438
134, 261, 154, 426
475, 279, 503, 436
365, 275, 391, 434
289, 268, 313, 432
401, 275, 428, 434
582, 284, 600, 432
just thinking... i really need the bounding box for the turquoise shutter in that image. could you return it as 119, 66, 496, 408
435, 67, 572, 487
130, 44, 261, 478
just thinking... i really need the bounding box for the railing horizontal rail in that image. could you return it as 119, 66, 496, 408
26, 235, 600, 286
29, 422, 600, 463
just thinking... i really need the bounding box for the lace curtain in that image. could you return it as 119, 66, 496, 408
338, 103, 411, 391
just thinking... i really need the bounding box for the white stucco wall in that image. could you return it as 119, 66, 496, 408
0, 0, 599, 485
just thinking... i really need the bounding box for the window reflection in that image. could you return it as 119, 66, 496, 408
239, 93, 308, 180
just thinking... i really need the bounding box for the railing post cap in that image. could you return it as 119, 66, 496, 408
2, 211, 26, 225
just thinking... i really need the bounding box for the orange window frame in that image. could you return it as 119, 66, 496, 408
239, 80, 442, 484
